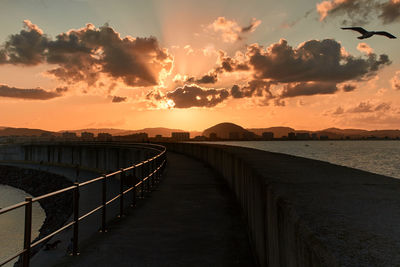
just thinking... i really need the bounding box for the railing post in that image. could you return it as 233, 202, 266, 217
101, 174, 107, 232
23, 197, 32, 267
119, 169, 125, 217
132, 168, 137, 207
73, 182, 80, 256
146, 161, 151, 192
151, 160, 155, 187
140, 164, 144, 198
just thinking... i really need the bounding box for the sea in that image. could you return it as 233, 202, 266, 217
203, 140, 400, 179
0, 185, 45, 266
0, 140, 399, 265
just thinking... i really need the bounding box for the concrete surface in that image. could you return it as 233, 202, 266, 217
165, 142, 400, 267
47, 151, 255, 267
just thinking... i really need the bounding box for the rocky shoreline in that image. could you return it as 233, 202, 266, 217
0, 165, 73, 262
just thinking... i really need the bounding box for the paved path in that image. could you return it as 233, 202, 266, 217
50, 152, 255, 267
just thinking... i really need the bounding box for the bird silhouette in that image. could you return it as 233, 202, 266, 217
341, 27, 396, 39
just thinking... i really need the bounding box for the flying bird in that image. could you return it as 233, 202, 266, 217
341, 27, 396, 39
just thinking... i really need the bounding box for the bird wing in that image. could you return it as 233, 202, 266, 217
374, 31, 397, 39
341, 27, 368, 34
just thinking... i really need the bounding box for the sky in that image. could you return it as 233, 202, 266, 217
0, 0, 400, 131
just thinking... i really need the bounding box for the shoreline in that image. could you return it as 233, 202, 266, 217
0, 165, 73, 264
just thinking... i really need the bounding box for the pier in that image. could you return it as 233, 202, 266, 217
1, 142, 400, 266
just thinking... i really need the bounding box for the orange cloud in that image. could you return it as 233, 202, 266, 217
357, 43, 374, 54
206, 17, 261, 43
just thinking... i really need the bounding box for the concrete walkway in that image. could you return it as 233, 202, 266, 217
46, 152, 254, 267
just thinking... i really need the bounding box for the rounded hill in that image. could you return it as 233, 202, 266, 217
202, 122, 251, 139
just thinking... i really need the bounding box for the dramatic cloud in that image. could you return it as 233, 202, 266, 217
111, 95, 127, 103
186, 72, 218, 84
0, 20, 49, 65
316, 0, 400, 25
0, 21, 173, 87
231, 80, 273, 98
0, 84, 61, 100
248, 39, 390, 83
357, 43, 374, 54
316, 0, 376, 25
207, 17, 261, 43
280, 82, 338, 98
177, 38, 391, 107
166, 84, 229, 108
379, 0, 400, 24
391, 71, 400, 90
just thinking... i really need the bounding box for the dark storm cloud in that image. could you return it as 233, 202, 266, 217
0, 20, 49, 65
189, 38, 389, 91
111, 95, 127, 103
0, 84, 61, 100
248, 39, 390, 83
0, 21, 173, 87
166, 84, 229, 108
215, 51, 250, 73
195, 73, 218, 84
280, 82, 338, 98
231, 80, 273, 98
379, 0, 400, 24
317, 0, 400, 25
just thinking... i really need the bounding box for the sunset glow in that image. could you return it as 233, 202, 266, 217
0, 0, 399, 131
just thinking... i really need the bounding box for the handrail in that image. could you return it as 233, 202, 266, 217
0, 143, 167, 267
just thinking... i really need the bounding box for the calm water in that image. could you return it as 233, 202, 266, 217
204, 140, 400, 179
0, 185, 45, 266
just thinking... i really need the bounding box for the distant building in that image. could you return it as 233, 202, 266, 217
62, 131, 77, 140
209, 132, 218, 140
320, 135, 329, 140
288, 132, 296, 140
229, 132, 240, 140
193, 135, 207, 141
115, 133, 148, 142
171, 132, 190, 141
296, 132, 310, 140
242, 131, 257, 140
262, 132, 274, 140
81, 132, 94, 141
97, 133, 113, 141
311, 133, 318, 140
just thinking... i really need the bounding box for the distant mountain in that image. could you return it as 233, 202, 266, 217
203, 122, 252, 139
248, 127, 295, 138
0, 127, 56, 136
61, 127, 201, 138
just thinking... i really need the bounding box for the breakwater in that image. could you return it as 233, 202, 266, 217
165, 142, 400, 266
0, 165, 73, 260
0, 142, 159, 172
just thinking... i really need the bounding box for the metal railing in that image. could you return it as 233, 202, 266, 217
0, 143, 167, 267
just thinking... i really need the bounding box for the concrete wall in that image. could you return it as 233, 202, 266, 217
165, 142, 400, 267
0, 143, 160, 173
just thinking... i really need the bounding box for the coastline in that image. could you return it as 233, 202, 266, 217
0, 165, 73, 263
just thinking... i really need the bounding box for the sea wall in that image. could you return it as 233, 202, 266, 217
0, 165, 73, 256
0, 142, 160, 173
165, 142, 400, 267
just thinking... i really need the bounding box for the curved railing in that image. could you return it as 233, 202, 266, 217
0, 143, 167, 267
